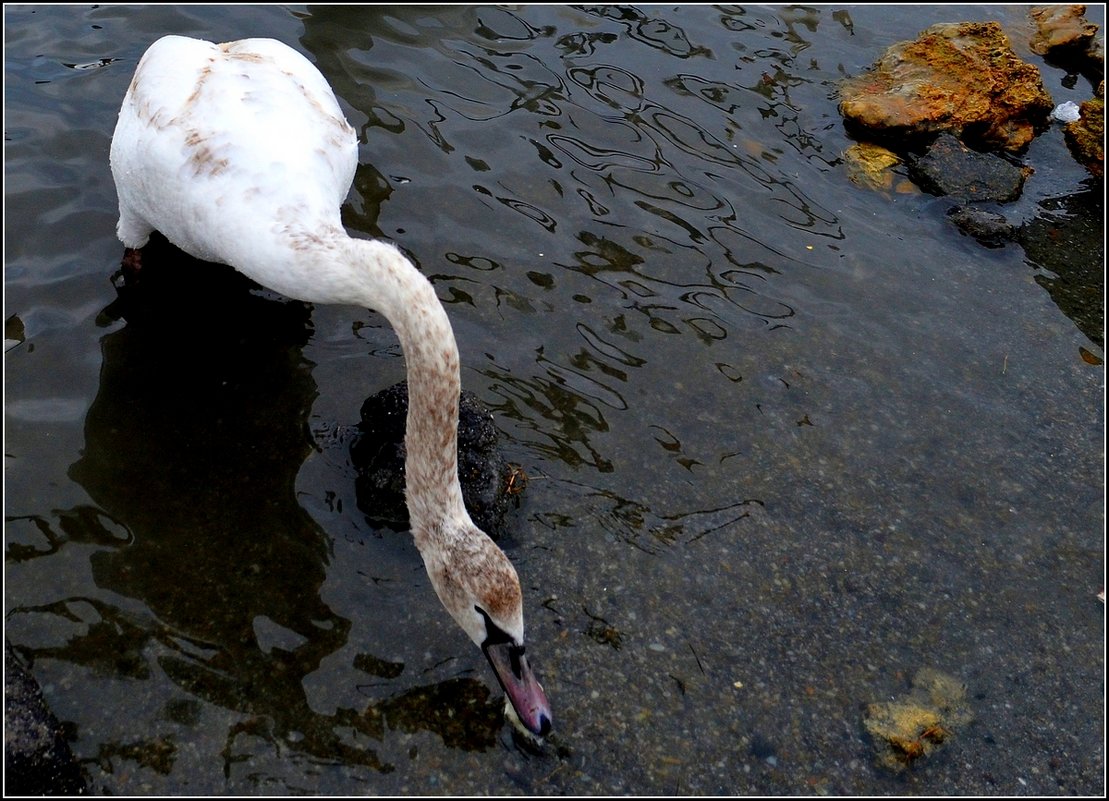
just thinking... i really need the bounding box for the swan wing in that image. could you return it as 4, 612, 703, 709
111, 35, 357, 274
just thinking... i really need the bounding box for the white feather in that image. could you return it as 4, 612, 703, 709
111, 35, 356, 297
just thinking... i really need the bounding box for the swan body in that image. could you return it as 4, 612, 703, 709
110, 35, 551, 737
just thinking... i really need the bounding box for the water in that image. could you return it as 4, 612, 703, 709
4, 4, 1104, 794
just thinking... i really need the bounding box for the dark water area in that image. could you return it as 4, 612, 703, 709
4, 4, 1104, 795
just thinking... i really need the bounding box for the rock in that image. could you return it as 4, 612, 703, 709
4, 640, 89, 795
1051, 100, 1083, 123
907, 133, 1029, 202
1029, 5, 1099, 56
351, 381, 520, 540
1087, 35, 1105, 74
843, 142, 903, 191
1064, 96, 1105, 179
863, 667, 974, 773
839, 22, 1054, 151
946, 206, 1017, 247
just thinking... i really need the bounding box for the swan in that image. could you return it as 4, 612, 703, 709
109, 34, 552, 738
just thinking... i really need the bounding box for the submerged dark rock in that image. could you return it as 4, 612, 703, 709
907, 133, 1028, 202
5, 640, 89, 796
946, 206, 1017, 247
351, 381, 519, 540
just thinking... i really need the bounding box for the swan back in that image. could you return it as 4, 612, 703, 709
110, 35, 357, 288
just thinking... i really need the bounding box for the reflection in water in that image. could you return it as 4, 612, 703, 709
1018, 188, 1104, 347
483, 348, 616, 473
577, 5, 712, 59
25, 237, 498, 776
536, 477, 764, 556
6, 505, 130, 561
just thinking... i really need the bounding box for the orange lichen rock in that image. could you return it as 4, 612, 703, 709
1064, 88, 1105, 179
839, 22, 1054, 152
1029, 5, 1099, 55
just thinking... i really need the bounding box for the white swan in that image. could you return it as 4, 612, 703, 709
110, 35, 551, 737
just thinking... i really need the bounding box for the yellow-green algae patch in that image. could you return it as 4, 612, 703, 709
863, 667, 974, 772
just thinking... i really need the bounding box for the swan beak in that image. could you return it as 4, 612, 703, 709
483, 641, 552, 738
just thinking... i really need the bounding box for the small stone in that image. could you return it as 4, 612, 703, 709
1051, 101, 1082, 123
946, 206, 1017, 247
843, 142, 903, 191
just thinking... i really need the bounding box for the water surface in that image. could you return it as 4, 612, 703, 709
4, 4, 1104, 794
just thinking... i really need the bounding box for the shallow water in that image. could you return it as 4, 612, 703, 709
4, 4, 1104, 795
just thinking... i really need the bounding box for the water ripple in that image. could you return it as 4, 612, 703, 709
567, 64, 645, 113
548, 477, 764, 555
546, 130, 659, 173
577, 6, 713, 59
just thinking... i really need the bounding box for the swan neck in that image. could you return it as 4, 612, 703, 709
345, 238, 468, 539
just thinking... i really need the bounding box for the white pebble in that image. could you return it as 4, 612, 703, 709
1051, 101, 1081, 123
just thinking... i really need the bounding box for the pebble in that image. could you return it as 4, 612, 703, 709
1051, 101, 1082, 123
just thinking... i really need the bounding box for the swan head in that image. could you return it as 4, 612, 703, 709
417, 520, 552, 738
